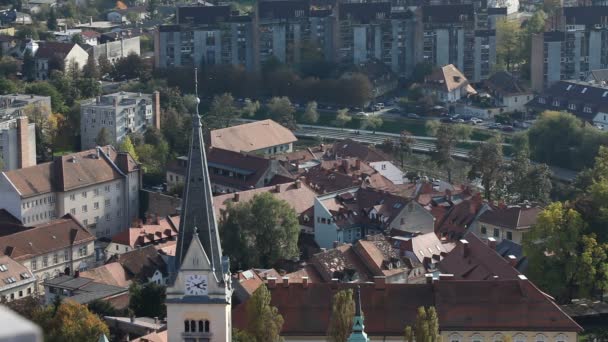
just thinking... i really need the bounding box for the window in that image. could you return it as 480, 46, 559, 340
115, 183, 120, 190
94, 216, 99, 223
79, 246, 88, 256
481, 226, 487, 235
106, 214, 111, 221
568, 103, 576, 110
81, 191, 87, 198
555, 334, 567, 342
18, 290, 22, 297
513, 334, 526, 342
64, 249, 69, 261
53, 254, 58, 264
535, 335, 546, 342
82, 205, 87, 213
584, 106, 592, 113
70, 208, 76, 215
69, 194, 75, 201
493, 228, 499, 238
471, 334, 483, 342
43, 256, 48, 267
31, 259, 37, 270
105, 185, 110, 192
507, 231, 513, 240
94, 188, 100, 196
116, 245, 119, 251
83, 219, 88, 226
94, 202, 99, 209
538, 97, 546, 104
449, 333, 462, 342
105, 199, 111, 207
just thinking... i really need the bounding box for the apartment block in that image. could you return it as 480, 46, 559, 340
80, 91, 160, 150
531, 6, 608, 91
155, 5, 255, 70
0, 146, 141, 238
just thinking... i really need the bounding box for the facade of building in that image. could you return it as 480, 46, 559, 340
0, 215, 95, 291
471, 205, 541, 244
484, 71, 534, 113
422, 64, 477, 103
531, 6, 608, 91
155, 5, 255, 70
34, 41, 88, 81
80, 91, 160, 149
165, 81, 232, 342
0, 146, 141, 238
91, 36, 141, 64
0, 255, 36, 302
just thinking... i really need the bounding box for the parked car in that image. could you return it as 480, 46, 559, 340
440, 117, 453, 123
501, 125, 515, 132
489, 123, 502, 130
470, 117, 483, 125
376, 103, 385, 109
453, 118, 465, 123
407, 113, 421, 119
356, 112, 369, 117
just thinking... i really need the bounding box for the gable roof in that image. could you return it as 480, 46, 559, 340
478, 206, 541, 230
425, 64, 477, 94
111, 216, 180, 248
80, 262, 130, 288
110, 245, 167, 282
210, 119, 296, 153
3, 146, 138, 198
588, 69, 608, 83
326, 139, 391, 163
0, 255, 35, 290
526, 81, 608, 122
0, 214, 94, 261
34, 41, 78, 59
311, 244, 373, 282
485, 71, 530, 96
436, 195, 485, 240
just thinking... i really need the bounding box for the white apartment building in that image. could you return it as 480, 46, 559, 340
0, 146, 141, 238
0, 255, 36, 302
80, 91, 160, 149
0, 215, 95, 292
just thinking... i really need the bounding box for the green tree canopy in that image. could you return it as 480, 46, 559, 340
220, 192, 300, 269
426, 121, 471, 183
95, 127, 112, 146
118, 135, 139, 162
496, 18, 523, 72
468, 135, 505, 200
403, 306, 440, 342
22, 49, 36, 82
34, 300, 110, 342
266, 96, 297, 130
363, 115, 383, 133
128, 282, 167, 318
327, 289, 355, 342
245, 284, 284, 342
335, 109, 352, 130
205, 93, 239, 129
302, 101, 319, 124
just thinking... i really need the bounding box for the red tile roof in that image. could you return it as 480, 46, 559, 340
210, 119, 296, 153
0, 214, 94, 261
81, 262, 130, 287
109, 245, 167, 282
111, 216, 179, 248
436, 195, 485, 239
326, 139, 391, 162
35, 42, 78, 59
233, 279, 582, 336
478, 206, 541, 230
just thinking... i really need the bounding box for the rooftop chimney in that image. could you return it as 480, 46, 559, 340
487, 237, 497, 250
459, 239, 469, 258
282, 276, 289, 287
233, 192, 240, 202
355, 159, 361, 170
153, 91, 161, 130
507, 255, 517, 267
302, 276, 309, 288
374, 276, 386, 289
330, 278, 339, 288
16, 117, 32, 168
425, 273, 434, 284
89, 16, 93, 25
267, 277, 277, 288
275, 184, 281, 193
295, 179, 302, 189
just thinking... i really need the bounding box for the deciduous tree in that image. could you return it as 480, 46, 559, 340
35, 300, 110, 342
398, 130, 415, 168
82, 54, 99, 80
245, 285, 284, 342
95, 127, 112, 146
241, 98, 260, 117
335, 109, 352, 130
22, 49, 36, 81
302, 101, 319, 124
118, 135, 138, 162
426, 121, 471, 183
47, 8, 58, 30
220, 192, 300, 269
266, 96, 297, 130
363, 115, 383, 133
403, 306, 440, 342
327, 289, 355, 342
468, 135, 505, 200
205, 93, 239, 129
496, 18, 523, 72
128, 282, 167, 318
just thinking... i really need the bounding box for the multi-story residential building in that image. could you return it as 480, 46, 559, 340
484, 71, 534, 113
80, 91, 160, 149
0, 214, 95, 291
471, 205, 541, 244
34, 41, 88, 81
155, 5, 255, 70
531, 6, 608, 91
0, 146, 141, 238
0, 112, 38, 170
526, 80, 608, 128
0, 255, 36, 302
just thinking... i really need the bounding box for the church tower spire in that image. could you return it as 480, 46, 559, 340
348, 286, 370, 342
174, 68, 224, 281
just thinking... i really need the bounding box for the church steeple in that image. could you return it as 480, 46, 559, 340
348, 286, 370, 342
174, 69, 224, 282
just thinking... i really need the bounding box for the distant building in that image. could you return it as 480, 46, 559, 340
107, 7, 147, 23
209, 119, 297, 155
422, 64, 477, 103
33, 42, 88, 81
106, 245, 169, 285
484, 71, 534, 113
472, 205, 541, 244
91, 36, 140, 64
530, 6, 608, 91
80, 91, 160, 149
43, 274, 127, 305
0, 94, 44, 170
0, 146, 141, 238
105, 215, 179, 260
0, 255, 36, 302
0, 214, 95, 291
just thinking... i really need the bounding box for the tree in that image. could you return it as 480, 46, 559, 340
403, 306, 440, 342
25, 81, 67, 113
87, 299, 118, 318
302, 101, 319, 124
245, 285, 284, 342
496, 18, 523, 72
98, 55, 112, 77
205, 93, 239, 129
468, 135, 505, 200
426, 121, 471, 183
113, 53, 150, 81
0, 56, 19, 77
34, 300, 110, 342
128, 282, 167, 318
398, 130, 415, 168
335, 109, 352, 130
521, 10, 547, 78
327, 289, 355, 342
266, 96, 297, 130
47, 7, 58, 30
126, 12, 140, 25
363, 115, 383, 134
118, 136, 138, 162
220, 192, 300, 269
95, 127, 112, 146
523, 202, 608, 302
0, 77, 18, 95
410, 62, 434, 83
82, 54, 99, 80
22, 49, 36, 81
241, 98, 260, 117
147, 0, 160, 19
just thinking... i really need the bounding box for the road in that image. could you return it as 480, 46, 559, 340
293, 124, 577, 182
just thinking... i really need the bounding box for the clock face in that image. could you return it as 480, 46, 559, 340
185, 274, 208, 295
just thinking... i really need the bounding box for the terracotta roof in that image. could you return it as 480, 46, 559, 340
436, 195, 485, 240
352, 238, 405, 277
80, 30, 101, 39
109, 246, 167, 282
80, 262, 130, 287
233, 279, 581, 336
485, 71, 530, 96
111, 216, 179, 248
425, 64, 477, 94
34, 42, 78, 59
210, 119, 296, 153
0, 214, 94, 261
0, 255, 35, 289
310, 244, 373, 282
130, 330, 167, 342
326, 139, 390, 163
3, 146, 138, 198
394, 232, 454, 264
283, 264, 323, 283
213, 181, 316, 221
233, 269, 265, 304
438, 232, 521, 280
478, 206, 541, 230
